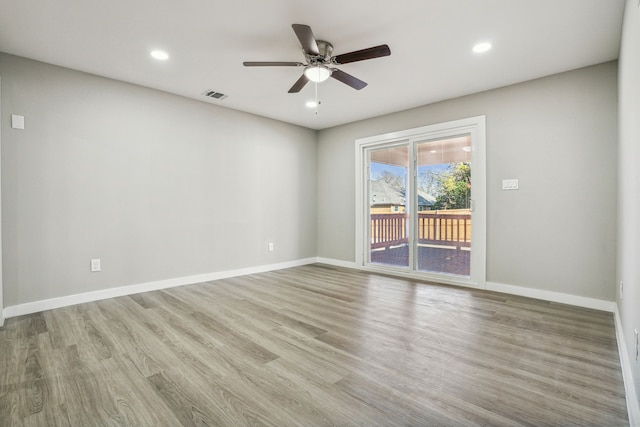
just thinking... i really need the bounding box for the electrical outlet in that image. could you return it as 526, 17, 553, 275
635, 329, 639, 361
90, 259, 101, 272
268, 242, 274, 252
620, 280, 624, 296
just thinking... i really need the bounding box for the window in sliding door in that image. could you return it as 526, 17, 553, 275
415, 136, 471, 277
367, 144, 410, 269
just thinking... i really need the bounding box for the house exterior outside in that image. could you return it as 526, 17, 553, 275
369, 179, 435, 214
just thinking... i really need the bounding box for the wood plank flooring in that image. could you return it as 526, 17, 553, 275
0, 264, 629, 426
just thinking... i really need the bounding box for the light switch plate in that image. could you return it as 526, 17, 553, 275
11, 114, 25, 129
502, 179, 519, 190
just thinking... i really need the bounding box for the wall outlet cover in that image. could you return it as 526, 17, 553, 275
11, 114, 25, 130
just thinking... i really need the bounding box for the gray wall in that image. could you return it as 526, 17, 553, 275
617, 0, 640, 413
318, 61, 618, 301
0, 52, 621, 308
0, 53, 317, 306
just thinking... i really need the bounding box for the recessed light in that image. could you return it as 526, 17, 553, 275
150, 50, 169, 60
306, 101, 318, 108
430, 150, 437, 154
472, 42, 492, 53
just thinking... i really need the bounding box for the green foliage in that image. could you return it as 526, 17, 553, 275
432, 163, 471, 210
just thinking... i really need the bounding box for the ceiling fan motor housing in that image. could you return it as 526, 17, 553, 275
308, 40, 333, 64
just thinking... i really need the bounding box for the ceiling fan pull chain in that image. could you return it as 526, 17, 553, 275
315, 80, 320, 115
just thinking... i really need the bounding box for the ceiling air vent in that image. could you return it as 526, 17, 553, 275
202, 89, 228, 100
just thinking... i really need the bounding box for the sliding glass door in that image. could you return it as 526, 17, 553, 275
357, 117, 485, 287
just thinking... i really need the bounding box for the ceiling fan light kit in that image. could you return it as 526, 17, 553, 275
304, 65, 332, 83
243, 24, 390, 94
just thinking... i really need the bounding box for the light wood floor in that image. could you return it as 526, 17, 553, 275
0, 264, 629, 426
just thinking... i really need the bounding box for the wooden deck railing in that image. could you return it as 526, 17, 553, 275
370, 214, 408, 249
371, 212, 471, 250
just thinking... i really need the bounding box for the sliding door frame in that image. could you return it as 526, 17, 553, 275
355, 115, 486, 289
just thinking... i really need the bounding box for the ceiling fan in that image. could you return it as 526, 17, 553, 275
243, 24, 391, 93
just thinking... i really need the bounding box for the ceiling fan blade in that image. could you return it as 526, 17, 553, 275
288, 74, 310, 93
330, 69, 367, 90
333, 44, 391, 64
243, 61, 303, 67
292, 24, 319, 56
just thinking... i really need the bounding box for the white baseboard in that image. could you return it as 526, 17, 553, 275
2, 257, 317, 319
614, 307, 640, 427
16, 257, 612, 319
485, 281, 616, 312
316, 257, 359, 269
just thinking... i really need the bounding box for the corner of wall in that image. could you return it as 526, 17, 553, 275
617, 1, 640, 425
614, 305, 640, 426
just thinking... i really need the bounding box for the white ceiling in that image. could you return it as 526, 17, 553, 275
0, 0, 625, 130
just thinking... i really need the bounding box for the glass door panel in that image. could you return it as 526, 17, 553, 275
368, 144, 410, 269
415, 136, 471, 276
